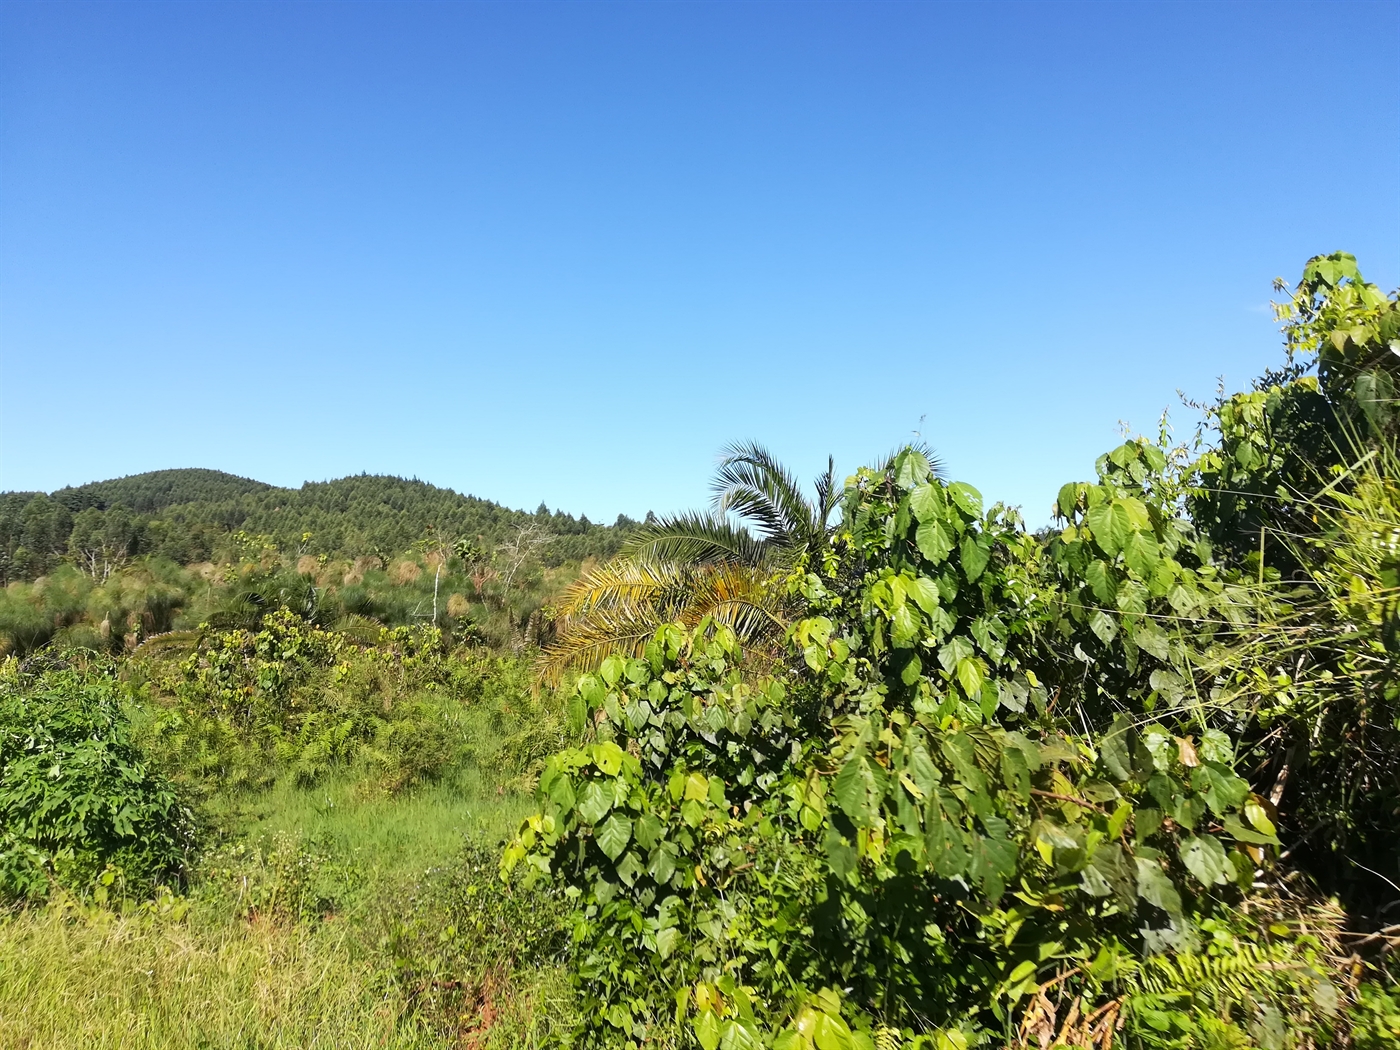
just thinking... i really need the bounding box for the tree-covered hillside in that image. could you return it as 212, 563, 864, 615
52, 468, 276, 512
0, 468, 643, 583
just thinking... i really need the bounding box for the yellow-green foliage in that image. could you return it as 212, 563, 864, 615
137, 611, 467, 794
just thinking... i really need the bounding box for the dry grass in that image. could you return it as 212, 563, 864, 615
0, 900, 438, 1049
390, 560, 423, 585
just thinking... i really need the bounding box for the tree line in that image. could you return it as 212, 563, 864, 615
0, 469, 645, 584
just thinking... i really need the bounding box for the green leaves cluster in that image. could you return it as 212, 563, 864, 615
142, 610, 464, 792
503, 441, 1303, 1048
0, 663, 194, 901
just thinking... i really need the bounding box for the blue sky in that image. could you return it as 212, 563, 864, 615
2, 1, 1397, 525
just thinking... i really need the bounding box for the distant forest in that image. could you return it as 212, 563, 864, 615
0, 468, 642, 583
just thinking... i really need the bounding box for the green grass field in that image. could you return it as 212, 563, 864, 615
0, 685, 577, 1050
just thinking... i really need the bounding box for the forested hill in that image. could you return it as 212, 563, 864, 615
53, 468, 276, 512
0, 468, 642, 583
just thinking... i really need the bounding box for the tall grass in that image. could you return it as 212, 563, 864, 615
0, 643, 581, 1048
0, 898, 428, 1049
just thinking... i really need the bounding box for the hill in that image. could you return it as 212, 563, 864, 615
51, 468, 275, 513
0, 468, 641, 583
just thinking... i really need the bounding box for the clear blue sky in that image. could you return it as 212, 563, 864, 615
2, 1, 1397, 525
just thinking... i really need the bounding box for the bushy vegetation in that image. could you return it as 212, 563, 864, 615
0, 660, 195, 902
503, 253, 1400, 1049
2, 252, 1397, 1048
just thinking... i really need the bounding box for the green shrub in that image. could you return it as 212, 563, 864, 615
140, 611, 468, 794
1351, 981, 1400, 1049
0, 662, 194, 901
504, 448, 1342, 1049
378, 840, 575, 1043
198, 832, 367, 924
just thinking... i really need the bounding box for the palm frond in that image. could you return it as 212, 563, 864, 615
620, 511, 770, 568
813, 455, 840, 533
539, 558, 789, 684
712, 441, 818, 547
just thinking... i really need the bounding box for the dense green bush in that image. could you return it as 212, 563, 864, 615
0, 662, 194, 901
138, 611, 468, 793
507, 449, 1337, 1048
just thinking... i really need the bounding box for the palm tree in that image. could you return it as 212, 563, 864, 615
538, 441, 941, 682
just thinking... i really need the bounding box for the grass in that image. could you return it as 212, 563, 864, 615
0, 668, 578, 1050
209, 765, 534, 891
0, 897, 438, 1049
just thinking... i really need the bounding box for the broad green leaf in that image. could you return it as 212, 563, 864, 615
648, 844, 678, 884
596, 814, 632, 861
1000, 746, 1030, 801
1123, 530, 1161, 578
969, 822, 1016, 900
895, 449, 932, 489
916, 519, 955, 564
812, 1010, 853, 1050
900, 653, 923, 686
577, 674, 606, 706
1084, 560, 1117, 603
576, 781, 612, 825
1200, 729, 1234, 765
1084, 504, 1114, 554
909, 743, 941, 796
1222, 814, 1278, 846
634, 812, 663, 851
947, 482, 982, 518
938, 635, 974, 672
1105, 502, 1135, 555
907, 576, 941, 614
615, 850, 643, 886
1056, 482, 1080, 518
1131, 619, 1170, 661
824, 828, 858, 878
1089, 609, 1117, 645
1244, 798, 1276, 837
1090, 842, 1136, 906
940, 734, 983, 790
600, 655, 624, 687
910, 482, 946, 522
1121, 497, 1152, 530
655, 925, 680, 959
685, 772, 711, 801
1194, 764, 1249, 815
834, 746, 878, 826
708, 776, 728, 808
547, 770, 576, 810
891, 603, 919, 649
1100, 715, 1134, 781
1135, 856, 1183, 917
723, 1018, 764, 1050
927, 798, 971, 877
1115, 579, 1148, 616
956, 656, 985, 698
1179, 833, 1230, 886
960, 535, 990, 582
593, 741, 625, 777
694, 1010, 722, 1050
